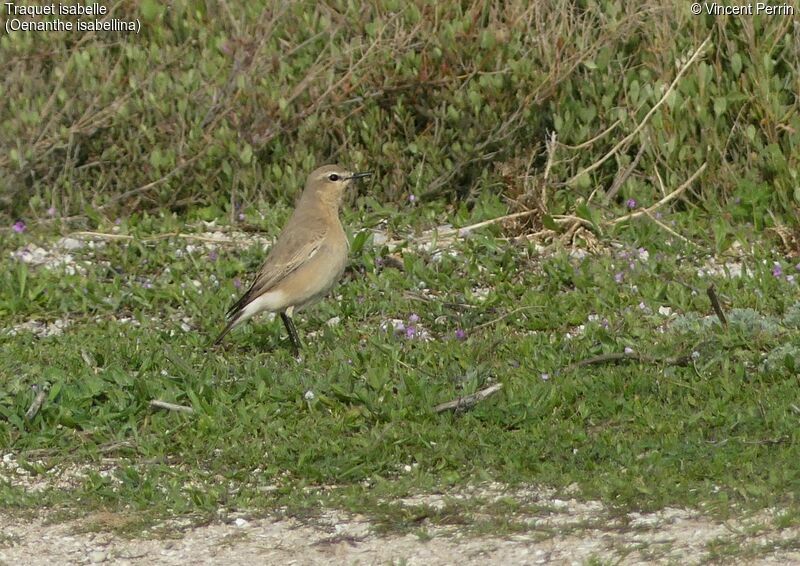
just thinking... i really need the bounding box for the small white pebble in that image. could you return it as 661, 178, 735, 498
372, 230, 388, 246
304, 390, 315, 401
58, 237, 84, 251
88, 550, 107, 563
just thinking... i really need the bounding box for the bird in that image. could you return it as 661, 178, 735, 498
212, 164, 372, 354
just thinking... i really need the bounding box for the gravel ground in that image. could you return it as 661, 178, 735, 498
2, 493, 799, 565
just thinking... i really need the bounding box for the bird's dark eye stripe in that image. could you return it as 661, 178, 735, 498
328, 173, 340, 181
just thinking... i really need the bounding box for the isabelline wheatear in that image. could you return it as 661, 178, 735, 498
213, 164, 371, 353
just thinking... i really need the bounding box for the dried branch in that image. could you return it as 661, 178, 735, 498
639, 207, 699, 248
706, 284, 728, 328
565, 36, 711, 187
434, 383, 504, 414
606, 162, 707, 226
149, 400, 195, 414
603, 140, 647, 203
25, 386, 48, 421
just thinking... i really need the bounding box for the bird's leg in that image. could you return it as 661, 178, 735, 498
280, 312, 301, 356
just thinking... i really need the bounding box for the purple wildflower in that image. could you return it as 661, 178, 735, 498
795, 263, 800, 272
772, 263, 783, 278
114, 218, 122, 225
12, 221, 25, 233
455, 328, 467, 341
626, 198, 637, 209
408, 194, 416, 203
614, 272, 624, 284
209, 250, 219, 262
408, 313, 420, 324
233, 277, 242, 289
405, 326, 416, 339
238, 212, 245, 221
47, 207, 57, 217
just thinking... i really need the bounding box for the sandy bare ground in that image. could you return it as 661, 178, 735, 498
2, 493, 799, 565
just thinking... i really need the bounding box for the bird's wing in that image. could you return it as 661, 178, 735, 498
225, 224, 328, 318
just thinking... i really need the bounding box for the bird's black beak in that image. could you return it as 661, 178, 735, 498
348, 171, 372, 181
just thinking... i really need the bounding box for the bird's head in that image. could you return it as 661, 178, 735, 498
305, 164, 372, 208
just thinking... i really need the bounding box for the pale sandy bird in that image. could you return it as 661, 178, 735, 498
213, 165, 371, 353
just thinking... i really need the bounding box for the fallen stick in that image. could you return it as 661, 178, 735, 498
434, 383, 503, 414
149, 400, 195, 414
707, 284, 728, 328
25, 387, 48, 421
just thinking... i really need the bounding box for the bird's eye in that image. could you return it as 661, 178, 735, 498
328, 173, 340, 182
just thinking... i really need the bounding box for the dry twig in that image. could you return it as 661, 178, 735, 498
149, 400, 195, 414
434, 383, 504, 414
565, 36, 711, 187
603, 141, 647, 203
25, 386, 48, 421
707, 284, 728, 328
640, 208, 700, 248
606, 162, 707, 226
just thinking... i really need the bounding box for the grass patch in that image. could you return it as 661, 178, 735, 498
2, 200, 799, 538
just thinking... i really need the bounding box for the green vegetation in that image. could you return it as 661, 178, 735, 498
1, 0, 799, 557
2, 1, 798, 225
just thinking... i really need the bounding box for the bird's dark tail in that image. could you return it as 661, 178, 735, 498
210, 311, 242, 348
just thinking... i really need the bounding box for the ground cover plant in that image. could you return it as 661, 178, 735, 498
1, 0, 799, 560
